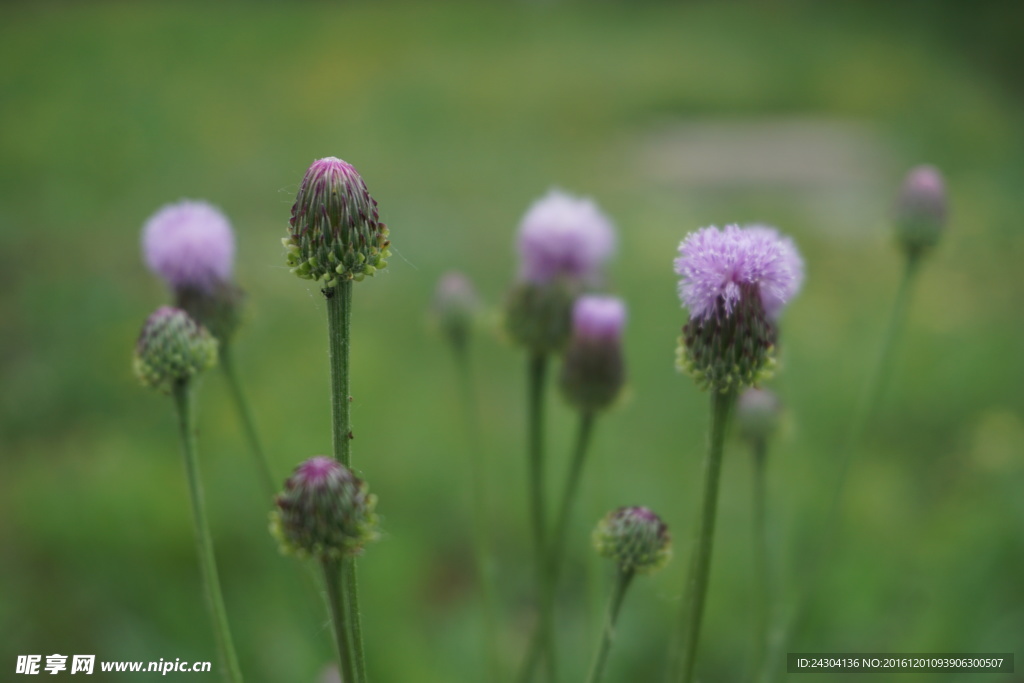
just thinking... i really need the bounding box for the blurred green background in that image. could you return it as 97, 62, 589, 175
2, 1, 1023, 681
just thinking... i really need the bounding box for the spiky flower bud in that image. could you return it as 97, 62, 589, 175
592, 506, 671, 574
285, 157, 390, 286
674, 225, 803, 392
133, 307, 218, 393
270, 456, 379, 559
433, 271, 480, 354
505, 279, 575, 354
560, 296, 627, 412
894, 165, 947, 257
736, 387, 782, 445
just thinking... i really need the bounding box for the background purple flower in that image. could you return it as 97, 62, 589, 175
674, 224, 803, 321
516, 189, 616, 285
142, 200, 235, 293
572, 295, 626, 342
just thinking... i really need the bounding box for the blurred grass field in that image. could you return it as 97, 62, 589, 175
2, 2, 1023, 681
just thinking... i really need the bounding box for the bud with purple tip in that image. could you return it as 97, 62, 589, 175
433, 271, 481, 354
285, 157, 391, 286
592, 506, 672, 574
894, 165, 947, 257
270, 456, 379, 560
133, 307, 218, 393
560, 295, 627, 412
736, 387, 783, 445
674, 225, 804, 392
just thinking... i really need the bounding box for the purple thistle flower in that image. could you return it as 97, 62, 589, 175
572, 295, 626, 343
142, 200, 235, 293
517, 189, 616, 285
674, 224, 803, 321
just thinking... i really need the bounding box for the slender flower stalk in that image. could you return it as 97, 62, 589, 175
286, 156, 391, 683
588, 507, 671, 683
758, 167, 947, 683
507, 190, 617, 682
434, 272, 501, 681
219, 343, 276, 499
133, 308, 242, 683
671, 224, 803, 683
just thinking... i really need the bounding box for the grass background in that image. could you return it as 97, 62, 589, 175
2, 1, 1023, 681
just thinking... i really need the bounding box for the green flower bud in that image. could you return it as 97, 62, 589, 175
592, 506, 671, 574
433, 271, 480, 354
285, 157, 391, 286
133, 307, 218, 393
736, 387, 783, 445
676, 282, 777, 393
174, 282, 245, 345
504, 280, 575, 354
894, 165, 947, 258
560, 296, 626, 412
270, 456, 379, 560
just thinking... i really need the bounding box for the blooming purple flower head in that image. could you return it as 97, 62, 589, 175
572, 295, 626, 343
675, 224, 803, 321
516, 189, 616, 286
894, 165, 947, 255
142, 200, 235, 293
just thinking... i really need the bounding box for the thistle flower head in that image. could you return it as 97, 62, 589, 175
894, 165, 947, 256
270, 456, 379, 560
133, 307, 218, 393
433, 271, 480, 352
142, 200, 235, 293
285, 157, 391, 285
736, 387, 783, 445
517, 189, 615, 286
592, 506, 671, 574
674, 224, 803, 322
560, 295, 627, 411
674, 225, 803, 392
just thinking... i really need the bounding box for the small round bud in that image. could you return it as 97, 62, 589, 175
592, 506, 671, 574
285, 157, 390, 286
894, 165, 947, 257
270, 456, 379, 559
560, 296, 627, 411
433, 271, 480, 353
736, 387, 782, 444
504, 280, 576, 354
517, 190, 616, 286
133, 307, 218, 393
142, 200, 236, 294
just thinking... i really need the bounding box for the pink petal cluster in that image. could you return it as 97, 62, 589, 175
142, 200, 235, 292
674, 224, 803, 321
517, 190, 616, 285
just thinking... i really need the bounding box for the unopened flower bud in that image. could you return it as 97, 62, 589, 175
433, 271, 480, 353
285, 157, 391, 286
736, 387, 782, 445
592, 506, 671, 574
504, 280, 576, 354
894, 165, 947, 257
560, 296, 626, 411
270, 456, 379, 559
674, 225, 803, 392
133, 307, 217, 393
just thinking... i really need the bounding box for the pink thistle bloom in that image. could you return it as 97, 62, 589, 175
516, 189, 616, 285
142, 200, 235, 293
674, 224, 803, 321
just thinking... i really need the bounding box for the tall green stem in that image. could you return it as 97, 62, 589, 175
586, 567, 635, 683
757, 253, 922, 683
453, 349, 502, 681
751, 438, 770, 679
219, 343, 276, 499
325, 281, 366, 683
675, 388, 736, 683
322, 558, 356, 683
172, 382, 244, 683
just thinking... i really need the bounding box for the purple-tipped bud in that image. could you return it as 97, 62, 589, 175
560, 296, 627, 411
517, 189, 616, 286
142, 200, 235, 294
433, 271, 481, 353
592, 506, 671, 574
674, 225, 804, 392
270, 456, 379, 559
894, 165, 947, 257
736, 387, 783, 446
133, 307, 218, 393
285, 157, 391, 286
